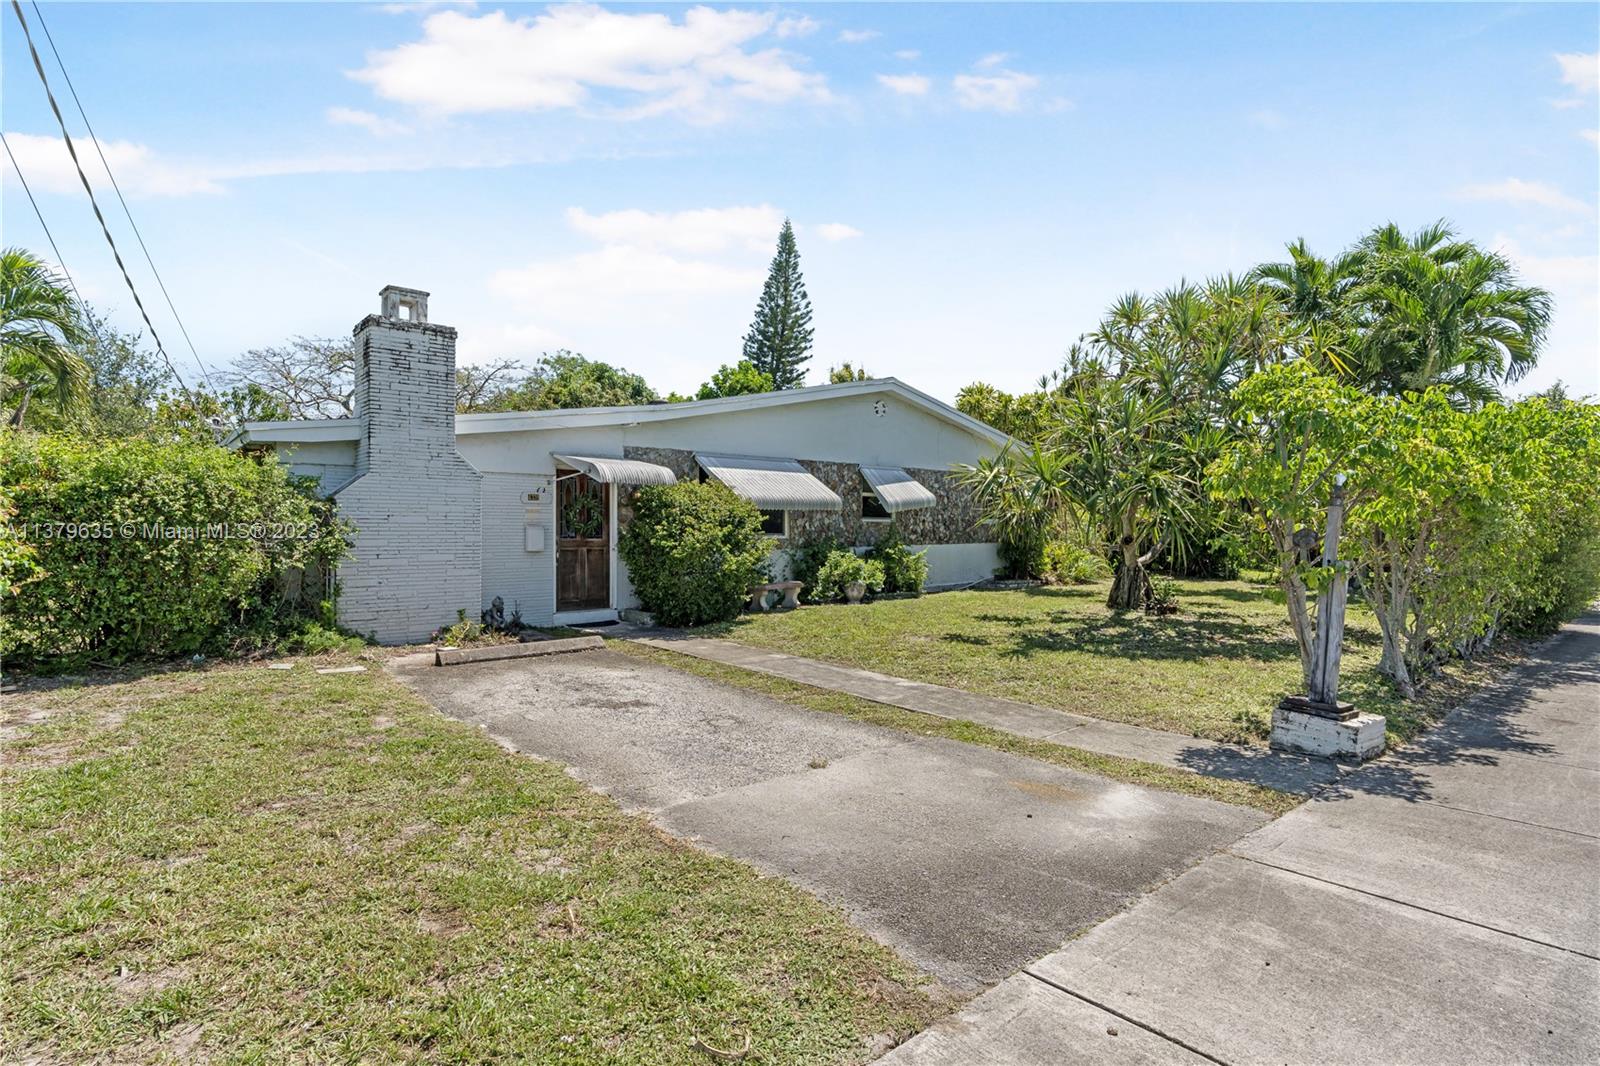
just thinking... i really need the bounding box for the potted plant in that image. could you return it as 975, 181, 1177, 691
815, 549, 885, 605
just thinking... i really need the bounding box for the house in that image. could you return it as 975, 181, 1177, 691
230, 286, 1007, 643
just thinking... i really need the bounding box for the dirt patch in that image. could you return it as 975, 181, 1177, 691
1009, 779, 1088, 803
2, 742, 83, 770
110, 965, 189, 1000
416, 911, 469, 938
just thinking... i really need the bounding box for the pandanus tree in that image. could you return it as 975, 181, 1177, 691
2, 248, 88, 429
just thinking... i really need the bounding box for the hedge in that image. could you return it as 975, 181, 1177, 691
617, 481, 768, 627
0, 433, 348, 667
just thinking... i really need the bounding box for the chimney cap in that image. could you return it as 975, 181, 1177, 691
378, 285, 429, 324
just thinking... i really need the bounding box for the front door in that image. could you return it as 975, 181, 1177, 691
556, 473, 610, 611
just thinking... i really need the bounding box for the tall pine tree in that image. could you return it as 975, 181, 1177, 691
741, 219, 814, 389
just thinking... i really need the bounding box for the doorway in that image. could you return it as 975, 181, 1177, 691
556, 472, 610, 611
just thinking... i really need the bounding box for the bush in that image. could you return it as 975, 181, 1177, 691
0, 432, 349, 668
867, 522, 928, 595
1040, 540, 1110, 584
618, 481, 768, 627
813, 549, 885, 602
784, 531, 848, 603
996, 525, 1046, 579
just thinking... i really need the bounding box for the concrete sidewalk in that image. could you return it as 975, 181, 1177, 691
631, 634, 1341, 794
881, 615, 1600, 1065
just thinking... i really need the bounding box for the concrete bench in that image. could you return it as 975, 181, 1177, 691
747, 580, 804, 611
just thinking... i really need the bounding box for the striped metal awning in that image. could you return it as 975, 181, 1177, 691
860, 466, 938, 513
695, 453, 842, 511
553, 454, 677, 486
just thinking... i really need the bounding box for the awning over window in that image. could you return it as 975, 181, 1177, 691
695, 453, 842, 511
860, 466, 938, 513
553, 454, 677, 486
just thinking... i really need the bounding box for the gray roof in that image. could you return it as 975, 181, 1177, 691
695, 453, 843, 511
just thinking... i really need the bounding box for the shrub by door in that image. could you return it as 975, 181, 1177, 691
557, 473, 610, 610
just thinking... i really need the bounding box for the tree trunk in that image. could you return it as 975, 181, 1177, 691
1107, 520, 1146, 611
8, 385, 32, 429
1271, 523, 1316, 690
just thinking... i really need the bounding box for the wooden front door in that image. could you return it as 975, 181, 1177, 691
556, 473, 610, 611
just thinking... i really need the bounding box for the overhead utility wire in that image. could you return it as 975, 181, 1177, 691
9, 0, 197, 407
1, 128, 87, 310
28, 0, 217, 393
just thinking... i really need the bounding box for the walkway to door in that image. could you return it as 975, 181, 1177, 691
882, 613, 1600, 1064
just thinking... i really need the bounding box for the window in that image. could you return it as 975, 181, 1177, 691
758, 509, 787, 537
862, 490, 892, 522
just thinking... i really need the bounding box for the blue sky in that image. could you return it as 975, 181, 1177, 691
4, 2, 1596, 402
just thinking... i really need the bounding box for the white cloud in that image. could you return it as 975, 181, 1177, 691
1247, 108, 1287, 130
325, 106, 411, 137
351, 6, 831, 122
877, 73, 931, 96
836, 29, 880, 44
1494, 233, 1600, 397
0, 131, 221, 198
774, 15, 817, 38
974, 51, 1012, 70
492, 244, 765, 315
1582, 128, 1599, 146
564, 204, 783, 253
815, 222, 862, 241
953, 69, 1038, 112
893, 49, 920, 61
1555, 51, 1598, 96
1457, 178, 1595, 216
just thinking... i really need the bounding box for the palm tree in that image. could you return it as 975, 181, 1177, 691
1347, 223, 1551, 406
1253, 223, 1551, 406
2, 247, 88, 428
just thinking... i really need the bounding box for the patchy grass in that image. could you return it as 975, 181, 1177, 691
1, 660, 945, 1064
613, 641, 1300, 817
703, 578, 1529, 747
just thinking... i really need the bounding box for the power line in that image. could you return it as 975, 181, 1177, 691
8, 0, 197, 407
27, 0, 217, 394
1, 128, 87, 311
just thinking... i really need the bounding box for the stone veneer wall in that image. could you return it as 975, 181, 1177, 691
620, 445, 994, 547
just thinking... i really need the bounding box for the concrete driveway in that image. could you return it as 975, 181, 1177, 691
393, 648, 1267, 990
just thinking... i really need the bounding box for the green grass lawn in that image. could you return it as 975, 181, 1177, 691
1, 660, 944, 1064
709, 577, 1525, 746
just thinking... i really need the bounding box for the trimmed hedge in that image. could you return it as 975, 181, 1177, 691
0, 433, 348, 667
618, 481, 768, 627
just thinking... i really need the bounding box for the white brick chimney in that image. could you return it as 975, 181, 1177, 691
333, 286, 482, 644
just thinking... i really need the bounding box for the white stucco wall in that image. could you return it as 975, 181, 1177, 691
478, 472, 556, 626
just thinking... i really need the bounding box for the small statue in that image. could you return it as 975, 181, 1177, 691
482, 596, 506, 632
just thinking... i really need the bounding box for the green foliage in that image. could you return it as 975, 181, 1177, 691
1041, 539, 1110, 584
3, 247, 89, 429
827, 362, 870, 384
462, 351, 659, 412
742, 219, 814, 389
1214, 361, 1600, 695
783, 531, 848, 603
617, 482, 769, 626
0, 433, 350, 667
1145, 575, 1180, 615
813, 550, 885, 602
697, 359, 774, 399
1253, 221, 1552, 406
866, 523, 928, 595
955, 382, 1059, 442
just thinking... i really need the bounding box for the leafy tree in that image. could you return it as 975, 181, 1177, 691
955, 381, 1061, 443
696, 359, 774, 399
467, 352, 659, 411
741, 219, 814, 389
72, 309, 173, 437
2, 247, 88, 429
828, 362, 869, 383
226, 336, 355, 419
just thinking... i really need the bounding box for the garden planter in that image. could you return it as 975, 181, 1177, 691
845, 581, 867, 604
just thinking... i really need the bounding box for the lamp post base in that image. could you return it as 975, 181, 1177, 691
1278, 694, 1358, 721
1271, 701, 1386, 763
